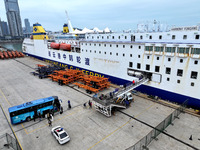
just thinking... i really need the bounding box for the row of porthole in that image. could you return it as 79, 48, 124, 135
82, 43, 142, 49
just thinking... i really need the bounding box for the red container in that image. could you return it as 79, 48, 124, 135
50, 42, 60, 49
60, 43, 71, 51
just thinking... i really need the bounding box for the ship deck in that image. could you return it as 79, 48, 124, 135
0, 57, 199, 150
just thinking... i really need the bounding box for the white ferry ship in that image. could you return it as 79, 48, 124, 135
22, 20, 200, 109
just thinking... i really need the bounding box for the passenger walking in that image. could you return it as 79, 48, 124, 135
88, 100, 92, 108
38, 111, 41, 121
68, 100, 71, 109
48, 119, 52, 127
83, 102, 87, 108
50, 113, 54, 122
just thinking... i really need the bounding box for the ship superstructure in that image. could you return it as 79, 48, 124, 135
22, 22, 200, 109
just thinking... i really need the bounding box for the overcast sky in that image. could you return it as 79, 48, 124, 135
0, 0, 200, 31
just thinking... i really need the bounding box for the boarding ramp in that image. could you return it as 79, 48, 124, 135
114, 78, 149, 98
93, 78, 149, 117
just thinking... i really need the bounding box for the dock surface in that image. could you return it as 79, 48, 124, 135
0, 57, 199, 150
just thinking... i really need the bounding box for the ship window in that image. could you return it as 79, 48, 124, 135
177, 69, 183, 77
94, 51, 96, 53
99, 51, 101, 54
104, 44, 106, 47
155, 47, 164, 52
116, 45, 118, 48
97, 36, 99, 39
191, 82, 194, 86
157, 57, 159, 60
131, 35, 135, 42
139, 46, 141, 49
191, 48, 200, 54
116, 53, 118, 56
123, 53, 125, 57
87, 36, 89, 39
149, 35, 152, 39
180, 59, 183, 63
147, 56, 150, 59
145, 46, 153, 51
123, 45, 125, 48
177, 80, 180, 84
195, 35, 199, 39
178, 47, 189, 54
183, 35, 187, 39
137, 63, 141, 69
104, 52, 106, 54
107, 36, 109, 39
92, 36, 94, 39
155, 66, 160, 72
85, 43, 87, 46
130, 45, 133, 48
110, 52, 112, 55
130, 54, 132, 57
167, 77, 170, 81
102, 36, 104, 39
82, 49, 84, 52
168, 58, 171, 61
194, 60, 198, 64
191, 71, 198, 79
138, 55, 140, 58
140, 36, 143, 39
86, 50, 88, 52
90, 50, 92, 53
125, 36, 127, 39
166, 67, 171, 74
159, 35, 162, 39
112, 36, 114, 39
99, 44, 101, 46
118, 36, 120, 39
146, 64, 150, 71
90, 43, 91, 46
110, 44, 112, 47
94, 44, 96, 46
129, 62, 133, 67
165, 47, 176, 53
172, 35, 176, 39
82, 43, 83, 45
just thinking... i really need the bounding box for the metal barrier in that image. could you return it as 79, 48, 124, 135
0, 133, 22, 150
126, 101, 187, 150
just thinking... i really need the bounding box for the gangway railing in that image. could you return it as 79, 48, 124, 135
93, 78, 149, 117
114, 78, 149, 98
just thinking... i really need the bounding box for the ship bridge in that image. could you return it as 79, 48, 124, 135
93, 78, 149, 117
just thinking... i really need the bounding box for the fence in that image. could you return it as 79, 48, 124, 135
0, 133, 22, 150
126, 101, 187, 150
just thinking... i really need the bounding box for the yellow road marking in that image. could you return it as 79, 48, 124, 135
0, 103, 23, 150
88, 103, 156, 150
0, 88, 27, 135
0, 89, 11, 106
28, 108, 82, 134
21, 124, 29, 135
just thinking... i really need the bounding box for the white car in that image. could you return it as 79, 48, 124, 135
51, 126, 70, 144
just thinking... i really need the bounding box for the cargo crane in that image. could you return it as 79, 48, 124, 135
92, 77, 149, 117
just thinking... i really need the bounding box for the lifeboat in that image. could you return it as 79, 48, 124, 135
50, 42, 60, 49
15, 51, 21, 57
60, 43, 71, 51
19, 52, 24, 57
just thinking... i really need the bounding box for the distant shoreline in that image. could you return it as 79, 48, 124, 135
0, 39, 24, 44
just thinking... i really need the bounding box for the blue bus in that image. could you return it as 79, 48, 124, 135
8, 96, 61, 125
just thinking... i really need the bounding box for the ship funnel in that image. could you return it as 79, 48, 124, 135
32, 23, 49, 40
63, 23, 69, 33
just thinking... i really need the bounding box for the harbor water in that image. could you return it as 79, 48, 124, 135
0, 42, 22, 52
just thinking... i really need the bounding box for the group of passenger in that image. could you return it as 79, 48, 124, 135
83, 100, 92, 108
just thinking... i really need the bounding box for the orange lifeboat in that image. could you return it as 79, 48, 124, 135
60, 43, 71, 51
50, 42, 60, 49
